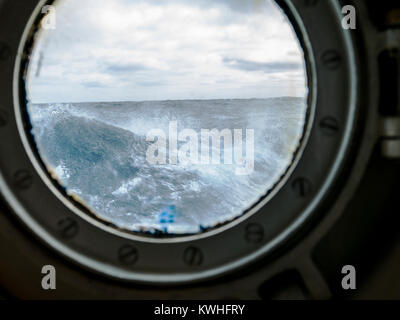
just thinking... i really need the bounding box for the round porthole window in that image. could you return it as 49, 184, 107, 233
24, 0, 309, 236
0, 0, 358, 284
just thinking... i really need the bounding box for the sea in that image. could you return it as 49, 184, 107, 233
27, 97, 307, 234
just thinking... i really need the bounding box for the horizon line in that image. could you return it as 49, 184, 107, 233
29, 96, 306, 105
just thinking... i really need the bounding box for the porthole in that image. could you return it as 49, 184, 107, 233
0, 0, 359, 284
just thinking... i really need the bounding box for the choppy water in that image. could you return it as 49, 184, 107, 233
27, 98, 307, 234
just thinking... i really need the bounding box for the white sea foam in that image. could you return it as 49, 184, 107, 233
27, 98, 307, 234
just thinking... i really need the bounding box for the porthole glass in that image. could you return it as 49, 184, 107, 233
24, 0, 309, 235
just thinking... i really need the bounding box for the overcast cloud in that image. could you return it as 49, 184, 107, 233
27, 0, 308, 103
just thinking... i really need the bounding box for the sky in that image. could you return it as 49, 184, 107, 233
26, 0, 308, 103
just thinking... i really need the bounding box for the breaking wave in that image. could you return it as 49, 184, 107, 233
27, 98, 307, 234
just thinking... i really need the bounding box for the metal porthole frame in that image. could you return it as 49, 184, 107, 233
0, 0, 360, 285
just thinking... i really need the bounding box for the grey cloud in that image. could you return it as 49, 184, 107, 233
104, 63, 148, 74
81, 81, 107, 88
29, 0, 304, 103
130, 0, 275, 15
207, 0, 275, 14
223, 57, 302, 73
137, 80, 166, 87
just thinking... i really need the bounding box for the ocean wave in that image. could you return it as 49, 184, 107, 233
27, 98, 307, 234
